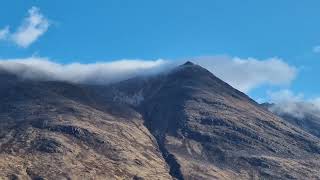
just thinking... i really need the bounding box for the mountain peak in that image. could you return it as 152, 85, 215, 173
182, 61, 195, 66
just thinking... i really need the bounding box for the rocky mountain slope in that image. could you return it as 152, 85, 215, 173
0, 62, 320, 179
0, 71, 171, 179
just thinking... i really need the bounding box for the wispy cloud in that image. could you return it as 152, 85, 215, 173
0, 26, 9, 40
194, 56, 297, 93
11, 7, 50, 47
313, 46, 320, 53
0, 7, 50, 48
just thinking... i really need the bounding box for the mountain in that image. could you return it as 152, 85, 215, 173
105, 62, 320, 179
0, 62, 320, 179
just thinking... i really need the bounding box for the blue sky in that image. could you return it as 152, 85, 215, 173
0, 0, 320, 102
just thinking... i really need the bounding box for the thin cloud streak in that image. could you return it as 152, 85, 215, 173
0, 57, 171, 84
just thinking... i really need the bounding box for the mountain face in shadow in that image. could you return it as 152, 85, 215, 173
0, 63, 320, 179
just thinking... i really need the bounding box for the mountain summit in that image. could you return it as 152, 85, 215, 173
0, 63, 320, 179
182, 61, 195, 66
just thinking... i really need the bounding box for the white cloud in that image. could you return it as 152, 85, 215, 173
268, 89, 320, 119
194, 56, 297, 93
0, 57, 170, 84
0, 26, 9, 40
313, 46, 320, 53
0, 7, 50, 48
